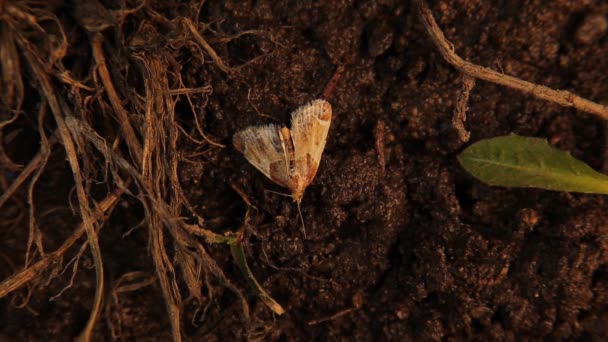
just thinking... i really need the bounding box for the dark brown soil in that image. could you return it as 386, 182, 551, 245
1, 0, 608, 340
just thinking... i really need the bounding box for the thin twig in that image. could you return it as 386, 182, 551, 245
0, 188, 123, 298
0, 131, 58, 210
452, 74, 475, 142
136, 54, 184, 342
415, 0, 608, 120
25, 103, 52, 267
374, 121, 387, 172
182, 18, 232, 74
0, 112, 25, 172
17, 34, 105, 342
321, 65, 345, 100
167, 85, 212, 95
68, 106, 252, 336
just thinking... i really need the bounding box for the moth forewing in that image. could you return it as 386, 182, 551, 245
291, 99, 332, 185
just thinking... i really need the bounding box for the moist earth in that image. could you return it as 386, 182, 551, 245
1, 0, 607, 340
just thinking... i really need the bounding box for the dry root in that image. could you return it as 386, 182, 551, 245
0, 1, 269, 340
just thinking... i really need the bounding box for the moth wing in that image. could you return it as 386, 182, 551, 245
233, 124, 291, 188
290, 99, 332, 182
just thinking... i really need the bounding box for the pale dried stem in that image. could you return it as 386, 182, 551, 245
25, 103, 52, 267
16, 34, 105, 342
174, 74, 225, 147
91, 33, 143, 164
68, 108, 251, 338
0, 188, 123, 298
138, 54, 186, 341
416, 0, 608, 120
0, 132, 58, 210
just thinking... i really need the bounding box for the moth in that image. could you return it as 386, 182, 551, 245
233, 99, 332, 229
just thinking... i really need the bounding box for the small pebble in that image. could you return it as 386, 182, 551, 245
575, 14, 608, 45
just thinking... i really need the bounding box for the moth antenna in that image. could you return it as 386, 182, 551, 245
264, 189, 292, 198
297, 200, 307, 239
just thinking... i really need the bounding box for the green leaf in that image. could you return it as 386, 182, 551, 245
457, 135, 608, 194
230, 238, 285, 315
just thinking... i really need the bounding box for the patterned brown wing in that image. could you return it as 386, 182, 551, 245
233, 124, 290, 188
290, 99, 332, 184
